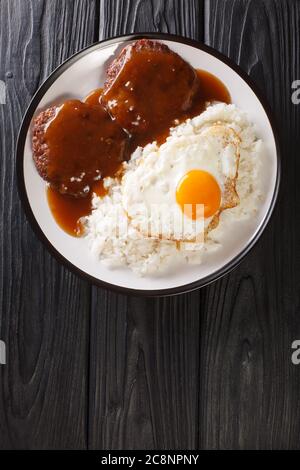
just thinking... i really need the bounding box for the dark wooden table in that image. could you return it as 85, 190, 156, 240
0, 0, 299, 450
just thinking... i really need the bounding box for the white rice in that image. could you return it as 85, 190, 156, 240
84, 103, 263, 276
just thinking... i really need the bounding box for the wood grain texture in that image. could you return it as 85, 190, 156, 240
89, 292, 202, 449
200, 0, 300, 449
0, 0, 299, 451
0, 0, 97, 449
98, 0, 203, 39
88, 0, 204, 450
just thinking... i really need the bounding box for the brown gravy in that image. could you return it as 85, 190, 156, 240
84, 88, 103, 106
101, 42, 200, 144
47, 186, 91, 236
129, 69, 231, 150
47, 69, 231, 236
44, 99, 128, 197
47, 179, 107, 236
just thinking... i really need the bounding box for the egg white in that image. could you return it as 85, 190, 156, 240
122, 123, 240, 241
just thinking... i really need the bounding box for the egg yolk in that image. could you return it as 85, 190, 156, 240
176, 170, 221, 219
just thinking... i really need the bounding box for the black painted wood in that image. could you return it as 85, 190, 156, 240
0, 0, 299, 451
0, 0, 97, 449
200, 0, 300, 450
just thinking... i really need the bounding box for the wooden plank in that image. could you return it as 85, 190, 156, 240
0, 0, 97, 449
200, 0, 300, 449
88, 0, 204, 450
89, 293, 203, 449
98, 0, 202, 40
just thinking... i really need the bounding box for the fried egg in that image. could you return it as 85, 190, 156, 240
122, 123, 240, 242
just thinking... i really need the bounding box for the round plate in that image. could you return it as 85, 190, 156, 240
17, 33, 280, 296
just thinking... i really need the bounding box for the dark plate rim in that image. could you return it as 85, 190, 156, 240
16, 32, 281, 297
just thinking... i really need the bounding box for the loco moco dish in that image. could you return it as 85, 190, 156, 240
31, 40, 262, 275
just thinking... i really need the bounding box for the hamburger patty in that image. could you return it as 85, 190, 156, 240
32, 106, 57, 181
101, 39, 200, 140
32, 100, 128, 197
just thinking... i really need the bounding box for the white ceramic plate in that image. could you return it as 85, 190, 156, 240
17, 33, 280, 296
